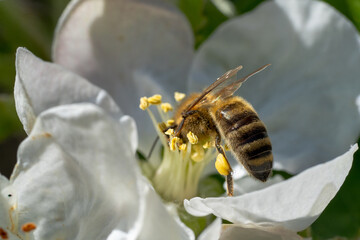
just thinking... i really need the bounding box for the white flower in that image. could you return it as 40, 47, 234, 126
2, 0, 360, 239
53, 0, 360, 173
50, 0, 360, 238
0, 48, 194, 240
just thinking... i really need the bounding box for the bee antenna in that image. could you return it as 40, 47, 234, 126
147, 136, 159, 160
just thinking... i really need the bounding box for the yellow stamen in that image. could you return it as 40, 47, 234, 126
148, 94, 162, 105
166, 119, 175, 126
191, 145, 205, 162
203, 141, 214, 149
161, 103, 173, 113
179, 143, 187, 151
139, 97, 149, 110
174, 92, 186, 102
170, 137, 181, 151
187, 131, 198, 144
165, 128, 174, 136
215, 153, 231, 176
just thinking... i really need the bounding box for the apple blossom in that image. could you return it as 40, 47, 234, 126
1, 0, 359, 238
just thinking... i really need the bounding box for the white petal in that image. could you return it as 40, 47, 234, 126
185, 145, 357, 232
129, 178, 195, 240
232, 175, 284, 196
198, 218, 221, 240
0, 175, 11, 227
106, 180, 195, 240
106, 230, 129, 240
120, 115, 138, 155
188, 0, 360, 172
5, 104, 140, 239
219, 223, 301, 240
15, 48, 121, 134
53, 0, 194, 152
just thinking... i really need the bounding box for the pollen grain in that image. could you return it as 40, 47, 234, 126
21, 222, 37, 233
215, 153, 231, 176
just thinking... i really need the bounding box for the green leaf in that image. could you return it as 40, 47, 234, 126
0, 54, 16, 92
195, 1, 228, 48
177, 0, 228, 48
178, 0, 206, 32
311, 140, 360, 239
0, 95, 23, 142
198, 173, 226, 198
229, 0, 266, 14
178, 205, 216, 237
0, 0, 51, 58
272, 169, 293, 180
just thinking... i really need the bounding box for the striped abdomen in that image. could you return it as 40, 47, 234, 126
213, 97, 273, 181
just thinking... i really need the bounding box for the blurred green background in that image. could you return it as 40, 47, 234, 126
0, 0, 359, 239
0, 0, 69, 178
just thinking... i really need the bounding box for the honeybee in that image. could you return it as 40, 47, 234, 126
171, 64, 273, 196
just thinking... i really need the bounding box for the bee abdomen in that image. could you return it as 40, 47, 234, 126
215, 101, 273, 181
233, 125, 273, 182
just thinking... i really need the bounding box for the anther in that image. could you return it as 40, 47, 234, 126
215, 153, 231, 176
148, 94, 162, 105
0, 228, 8, 239
179, 143, 187, 151
166, 119, 175, 126
139, 97, 149, 110
174, 92, 186, 102
165, 128, 174, 136
187, 131, 198, 144
160, 103, 173, 113
170, 137, 181, 151
203, 141, 214, 149
21, 222, 37, 232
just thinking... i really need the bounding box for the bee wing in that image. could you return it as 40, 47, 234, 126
184, 64, 270, 113
212, 64, 271, 101
183, 65, 243, 112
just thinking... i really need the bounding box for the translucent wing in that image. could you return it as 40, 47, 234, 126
183, 64, 270, 113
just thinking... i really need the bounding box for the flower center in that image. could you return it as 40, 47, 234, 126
139, 93, 218, 203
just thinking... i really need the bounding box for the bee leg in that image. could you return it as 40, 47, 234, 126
215, 134, 234, 196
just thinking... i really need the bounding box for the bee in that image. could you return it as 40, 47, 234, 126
171, 64, 273, 196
